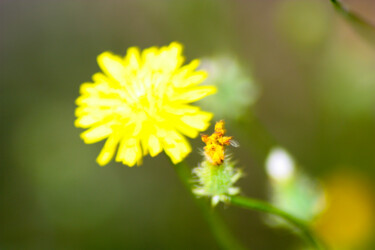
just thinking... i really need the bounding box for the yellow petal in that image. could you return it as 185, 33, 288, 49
184, 71, 208, 86
97, 52, 126, 84
96, 133, 121, 166
147, 134, 162, 156
168, 41, 183, 54
172, 63, 206, 88
141, 47, 159, 69
156, 42, 184, 72
124, 47, 141, 70
172, 70, 207, 88
92, 72, 108, 83
76, 96, 123, 107
181, 111, 213, 131
163, 104, 200, 115
116, 138, 142, 167
175, 122, 199, 138
172, 86, 217, 103
80, 123, 113, 144
75, 106, 111, 118
79, 82, 96, 95
163, 131, 191, 164
75, 115, 102, 128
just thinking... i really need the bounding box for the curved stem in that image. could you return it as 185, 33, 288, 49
174, 161, 246, 250
234, 115, 326, 249
230, 196, 326, 250
329, 0, 375, 45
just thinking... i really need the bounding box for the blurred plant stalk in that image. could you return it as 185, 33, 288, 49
233, 115, 328, 249
176, 161, 326, 249
329, 0, 375, 45
230, 196, 326, 250
174, 161, 246, 250
183, 120, 327, 249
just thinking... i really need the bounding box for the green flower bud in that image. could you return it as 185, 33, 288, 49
192, 159, 242, 206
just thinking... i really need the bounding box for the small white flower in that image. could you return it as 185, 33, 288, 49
266, 147, 295, 182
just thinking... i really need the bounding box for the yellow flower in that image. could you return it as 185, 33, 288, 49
75, 42, 216, 167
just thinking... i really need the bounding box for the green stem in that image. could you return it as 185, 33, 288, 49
329, 0, 375, 45
231, 196, 325, 250
174, 161, 246, 250
234, 115, 327, 249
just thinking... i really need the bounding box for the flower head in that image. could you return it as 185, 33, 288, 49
193, 120, 242, 206
201, 120, 233, 165
75, 42, 216, 166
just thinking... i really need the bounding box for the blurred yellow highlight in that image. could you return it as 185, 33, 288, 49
314, 171, 374, 249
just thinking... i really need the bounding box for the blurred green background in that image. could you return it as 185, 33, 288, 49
1, 0, 375, 249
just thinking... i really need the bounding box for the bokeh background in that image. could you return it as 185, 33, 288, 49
1, 0, 375, 249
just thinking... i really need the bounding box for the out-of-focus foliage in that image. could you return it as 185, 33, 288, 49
199, 56, 259, 120
265, 148, 375, 250
12, 101, 125, 230
265, 148, 325, 226
317, 39, 375, 119
276, 0, 331, 49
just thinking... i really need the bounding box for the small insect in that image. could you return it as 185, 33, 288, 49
230, 139, 240, 148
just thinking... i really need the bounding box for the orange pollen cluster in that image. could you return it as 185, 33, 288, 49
201, 120, 233, 166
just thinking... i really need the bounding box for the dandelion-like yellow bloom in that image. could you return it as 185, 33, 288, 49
75, 42, 216, 166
